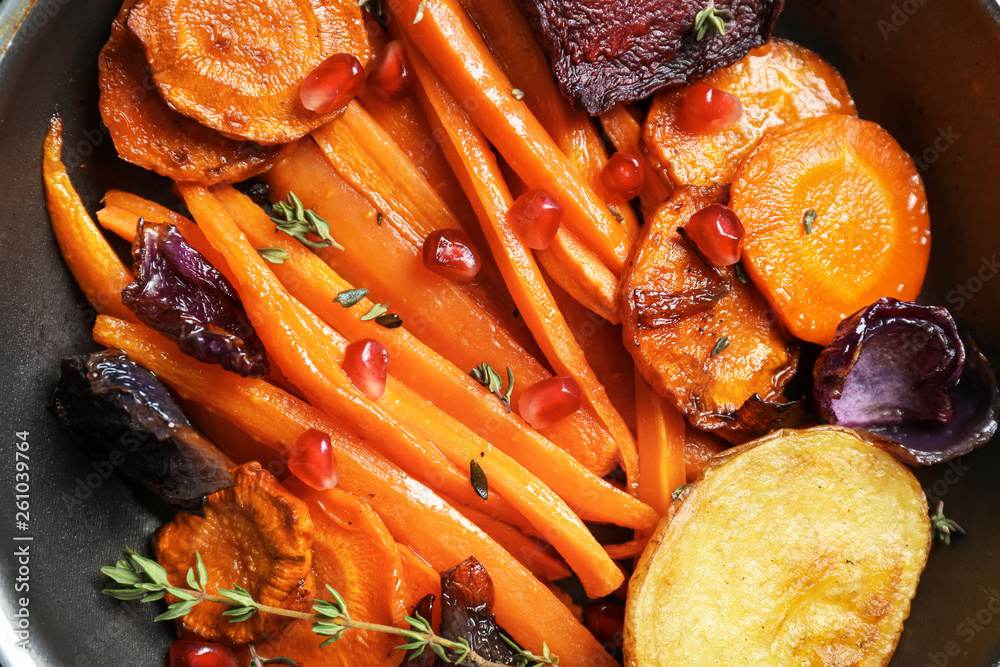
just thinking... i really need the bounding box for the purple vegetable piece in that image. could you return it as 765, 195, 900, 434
122, 218, 268, 377
814, 297, 998, 465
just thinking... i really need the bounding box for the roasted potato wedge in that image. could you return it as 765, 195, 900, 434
625, 426, 931, 667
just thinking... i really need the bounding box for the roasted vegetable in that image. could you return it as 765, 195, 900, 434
154, 462, 315, 644
127, 0, 371, 144
625, 426, 931, 667
515, 0, 784, 114
49, 349, 234, 512
618, 186, 798, 435
98, 0, 281, 183
815, 298, 999, 465
122, 218, 269, 378
730, 114, 931, 346
440, 556, 520, 665
645, 39, 856, 187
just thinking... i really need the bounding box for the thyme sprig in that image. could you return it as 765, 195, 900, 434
271, 192, 343, 250
101, 549, 558, 667
470, 363, 515, 412
931, 501, 965, 545
694, 0, 732, 40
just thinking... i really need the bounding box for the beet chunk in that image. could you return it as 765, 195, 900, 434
516, 0, 784, 114
122, 218, 269, 378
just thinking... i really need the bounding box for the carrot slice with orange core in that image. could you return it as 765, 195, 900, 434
98, 1, 281, 183
730, 114, 931, 346
42, 116, 136, 324
635, 376, 687, 516
645, 39, 857, 187
127, 0, 370, 144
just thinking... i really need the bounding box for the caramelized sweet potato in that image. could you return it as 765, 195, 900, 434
99, 1, 281, 183
618, 187, 798, 434
517, 0, 784, 114
127, 0, 370, 144
154, 462, 315, 644
645, 39, 856, 186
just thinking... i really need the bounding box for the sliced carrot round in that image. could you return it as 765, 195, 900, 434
730, 114, 931, 346
645, 39, 857, 187
99, 1, 282, 183
127, 0, 371, 144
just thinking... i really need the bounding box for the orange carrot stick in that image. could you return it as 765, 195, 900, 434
409, 44, 640, 491
537, 230, 620, 324
180, 183, 623, 597
635, 376, 688, 516
600, 104, 673, 216
93, 315, 616, 666
394, 0, 631, 275
42, 116, 135, 323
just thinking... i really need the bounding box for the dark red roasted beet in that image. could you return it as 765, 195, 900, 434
122, 219, 269, 378
814, 298, 999, 465
49, 350, 235, 511
401, 594, 436, 667
440, 556, 520, 664
516, 0, 784, 114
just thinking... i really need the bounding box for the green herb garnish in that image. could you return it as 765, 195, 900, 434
334, 288, 369, 308
512, 88, 526, 100
470, 362, 515, 412
257, 247, 289, 264
361, 302, 389, 321
734, 261, 749, 284
271, 192, 343, 250
694, 0, 733, 40
376, 211, 383, 227
412, 0, 428, 24
607, 206, 625, 222
671, 483, 691, 501
803, 209, 817, 235
375, 313, 404, 329
470, 460, 489, 500
931, 501, 965, 545
711, 335, 730, 356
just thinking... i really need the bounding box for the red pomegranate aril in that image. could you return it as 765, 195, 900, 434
518, 376, 583, 430
289, 428, 339, 491
343, 338, 389, 399
169, 641, 237, 667
677, 82, 744, 134
509, 189, 563, 250
601, 153, 644, 202
301, 53, 366, 114
683, 204, 745, 267
422, 229, 482, 280
584, 601, 626, 647
367, 40, 414, 103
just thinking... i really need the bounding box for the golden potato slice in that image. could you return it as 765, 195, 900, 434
625, 426, 930, 667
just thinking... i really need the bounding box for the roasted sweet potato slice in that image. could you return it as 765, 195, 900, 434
127, 0, 370, 144
99, 0, 281, 183
645, 39, 857, 187
516, 0, 784, 114
625, 426, 931, 667
618, 186, 798, 434
154, 462, 314, 644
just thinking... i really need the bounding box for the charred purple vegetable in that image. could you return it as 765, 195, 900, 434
122, 218, 268, 378
814, 298, 998, 465
49, 349, 235, 511
516, 0, 784, 114
440, 556, 520, 665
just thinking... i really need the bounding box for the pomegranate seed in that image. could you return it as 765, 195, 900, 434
289, 428, 339, 491
601, 153, 645, 202
518, 376, 583, 430
584, 601, 626, 647
422, 229, 481, 280
169, 641, 236, 667
677, 82, 743, 134
343, 338, 389, 399
367, 40, 414, 103
683, 204, 745, 267
509, 189, 563, 250
301, 53, 366, 114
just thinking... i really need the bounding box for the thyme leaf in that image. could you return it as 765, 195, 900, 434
694, 0, 733, 41
271, 192, 343, 250
931, 501, 965, 545
711, 335, 730, 356
470, 460, 489, 500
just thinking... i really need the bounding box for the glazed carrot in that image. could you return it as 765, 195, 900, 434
537, 230, 620, 324
42, 116, 135, 323
181, 183, 623, 597
397, 544, 442, 612
600, 104, 673, 216
685, 423, 728, 482
264, 140, 622, 475
212, 184, 656, 531
93, 316, 616, 666
394, 0, 631, 275
635, 376, 688, 515
453, 505, 572, 583
730, 114, 930, 345
409, 47, 640, 492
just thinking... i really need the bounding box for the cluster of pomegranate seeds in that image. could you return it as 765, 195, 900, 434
683, 204, 745, 267
422, 229, 482, 280
301, 53, 366, 114
169, 641, 236, 667
343, 338, 389, 399
584, 600, 626, 647
289, 428, 340, 491
601, 153, 645, 202
518, 376, 583, 430
677, 82, 744, 134
367, 40, 414, 103
509, 189, 564, 249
